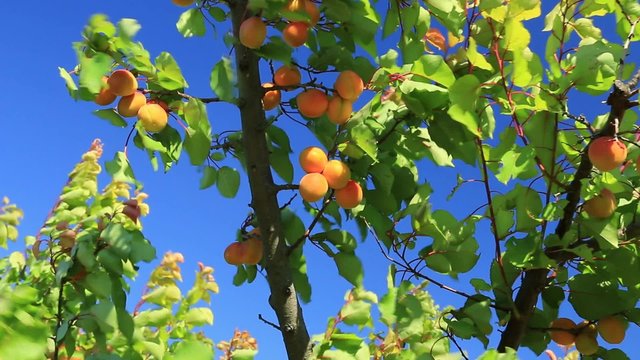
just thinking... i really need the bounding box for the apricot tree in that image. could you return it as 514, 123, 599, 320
4, 0, 640, 359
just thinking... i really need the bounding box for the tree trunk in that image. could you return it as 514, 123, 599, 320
229, 2, 312, 359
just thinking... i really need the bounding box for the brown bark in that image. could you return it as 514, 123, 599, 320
229, 2, 312, 359
497, 80, 637, 351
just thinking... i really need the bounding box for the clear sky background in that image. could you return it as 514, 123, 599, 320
1, 1, 638, 359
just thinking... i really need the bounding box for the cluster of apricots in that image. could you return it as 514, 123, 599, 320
550, 316, 627, 355
298, 147, 363, 209
261, 66, 364, 125
239, 0, 319, 50
581, 135, 632, 219
94, 69, 169, 133
224, 228, 263, 266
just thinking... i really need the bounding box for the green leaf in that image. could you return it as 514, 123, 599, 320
105, 151, 140, 187
90, 302, 118, 333
101, 223, 144, 258
156, 52, 188, 91
176, 9, 206, 38
334, 252, 363, 287
411, 55, 456, 88
82, 271, 112, 298
217, 166, 240, 198
447, 75, 482, 137
569, 273, 635, 320
134, 309, 173, 327
79, 52, 113, 95
210, 57, 235, 102
270, 149, 294, 183
93, 109, 127, 127
183, 307, 214, 327
349, 123, 378, 161
228, 349, 258, 360
172, 340, 214, 360
183, 98, 212, 166
341, 300, 372, 327
199, 167, 218, 189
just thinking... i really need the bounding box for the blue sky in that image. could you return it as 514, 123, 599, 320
1, 1, 638, 359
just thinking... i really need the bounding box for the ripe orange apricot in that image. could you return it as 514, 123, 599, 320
299, 146, 328, 173
335, 180, 363, 209
224, 242, 246, 265
95, 76, 117, 106
285, 0, 306, 12
583, 189, 616, 219
117, 92, 147, 117
284, 0, 320, 26
549, 318, 577, 346
283, 22, 309, 47
243, 236, 263, 265
597, 315, 626, 344
299, 173, 329, 202
172, 0, 194, 6
138, 103, 168, 132
262, 83, 281, 110
588, 136, 627, 172
297, 89, 329, 118
107, 69, 138, 97
239, 17, 266, 49
304, 1, 320, 26
274, 65, 301, 87
147, 99, 170, 112
575, 332, 599, 355
327, 96, 352, 125
322, 160, 351, 189
334, 70, 364, 101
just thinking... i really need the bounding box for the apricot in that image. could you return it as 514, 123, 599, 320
322, 160, 351, 189
588, 136, 627, 172
284, 0, 320, 26
297, 89, 328, 118
274, 65, 301, 87
304, 1, 320, 26
299, 146, 328, 173
583, 189, 616, 219
107, 69, 138, 97
138, 103, 168, 133
243, 236, 263, 265
224, 242, 246, 265
327, 96, 352, 125
147, 99, 170, 112
549, 318, 577, 346
239, 17, 266, 49
335, 180, 363, 209
299, 173, 329, 202
575, 332, 599, 356
334, 70, 364, 101
597, 315, 626, 344
172, 0, 195, 6
117, 92, 147, 117
94, 76, 116, 106
262, 82, 281, 110
283, 22, 309, 47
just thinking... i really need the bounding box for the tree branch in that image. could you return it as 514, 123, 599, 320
229, 2, 312, 359
497, 79, 634, 352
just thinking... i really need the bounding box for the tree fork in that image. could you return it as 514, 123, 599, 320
497, 80, 636, 351
229, 2, 312, 359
